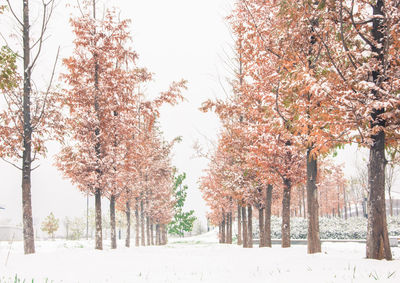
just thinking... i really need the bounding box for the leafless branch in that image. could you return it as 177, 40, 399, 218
1, 157, 22, 170
5, 0, 23, 27
32, 46, 60, 131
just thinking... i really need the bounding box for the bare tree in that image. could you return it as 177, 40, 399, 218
3, 0, 57, 254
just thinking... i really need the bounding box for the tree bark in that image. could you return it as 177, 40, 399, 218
242, 206, 248, 248
110, 194, 117, 249
156, 224, 160, 245
258, 207, 265, 247
135, 201, 139, 247
125, 201, 131, 247
247, 205, 253, 248
228, 212, 233, 244
221, 211, 226, 243
146, 216, 151, 246
265, 184, 272, 247
365, 0, 392, 261
140, 200, 145, 246
150, 221, 154, 245
21, 0, 35, 255
237, 204, 242, 245
344, 188, 348, 220
282, 180, 291, 248
95, 189, 103, 250
306, 149, 321, 254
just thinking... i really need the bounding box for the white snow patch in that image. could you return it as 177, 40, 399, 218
0, 231, 399, 283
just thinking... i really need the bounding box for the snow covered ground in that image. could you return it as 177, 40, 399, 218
0, 230, 399, 283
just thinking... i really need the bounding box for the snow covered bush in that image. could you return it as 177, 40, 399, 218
253, 216, 400, 239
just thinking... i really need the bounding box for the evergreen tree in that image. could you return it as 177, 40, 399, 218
168, 171, 196, 237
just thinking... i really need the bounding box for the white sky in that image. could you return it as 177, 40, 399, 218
0, 0, 398, 231
0, 0, 235, 228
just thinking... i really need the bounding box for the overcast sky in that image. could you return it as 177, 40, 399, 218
0, 0, 398, 232
0, 0, 236, 229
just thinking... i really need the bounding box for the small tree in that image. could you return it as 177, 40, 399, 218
168, 171, 196, 237
41, 213, 59, 240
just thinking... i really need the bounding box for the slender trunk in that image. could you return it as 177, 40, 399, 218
161, 224, 167, 245
110, 195, 117, 249
344, 188, 348, 220
242, 206, 248, 248
156, 224, 160, 245
302, 186, 306, 219
389, 190, 393, 217
221, 211, 226, 243
228, 212, 233, 244
150, 221, 154, 245
95, 189, 102, 250
306, 149, 321, 254
225, 212, 229, 243
337, 187, 341, 218
265, 185, 272, 247
140, 200, 145, 246
135, 201, 139, 247
237, 204, 242, 245
218, 223, 222, 243
282, 180, 291, 248
21, 0, 35, 255
146, 216, 151, 246
125, 201, 130, 247
247, 205, 253, 248
258, 207, 265, 247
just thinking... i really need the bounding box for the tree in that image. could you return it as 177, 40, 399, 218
168, 171, 196, 237
41, 212, 59, 240
2, 0, 58, 254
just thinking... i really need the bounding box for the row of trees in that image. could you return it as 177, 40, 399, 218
200, 0, 399, 260
0, 0, 186, 253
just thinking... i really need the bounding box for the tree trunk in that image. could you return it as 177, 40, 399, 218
389, 190, 393, 217
282, 180, 291, 248
110, 195, 117, 249
218, 223, 222, 243
125, 201, 131, 247
247, 205, 253, 248
135, 201, 139, 247
242, 206, 248, 248
140, 200, 145, 246
156, 224, 160, 245
230, 212, 233, 243
302, 186, 306, 219
21, 0, 35, 255
365, 0, 392, 261
367, 129, 392, 260
306, 149, 321, 254
265, 184, 272, 247
146, 216, 151, 246
95, 189, 103, 250
258, 207, 265, 247
237, 204, 242, 245
344, 188, 348, 220
161, 224, 167, 245
150, 221, 154, 245
221, 211, 226, 243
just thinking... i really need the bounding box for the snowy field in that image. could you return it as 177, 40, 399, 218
0, 231, 399, 283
